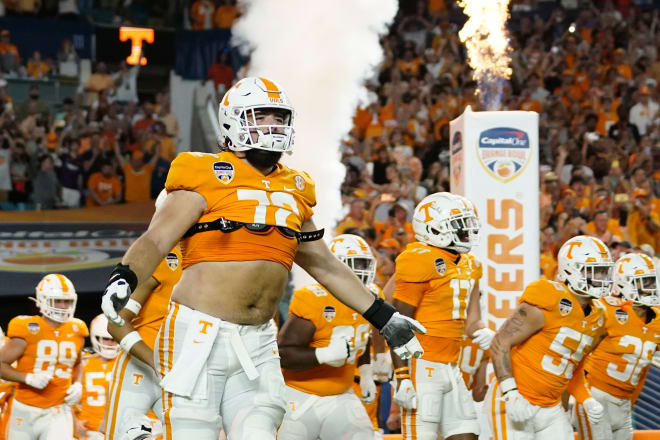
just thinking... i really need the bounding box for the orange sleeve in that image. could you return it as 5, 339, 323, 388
296, 171, 316, 222
566, 361, 592, 403
520, 280, 559, 311
394, 248, 437, 283
165, 152, 214, 209
393, 280, 429, 308
289, 286, 323, 329
7, 317, 29, 340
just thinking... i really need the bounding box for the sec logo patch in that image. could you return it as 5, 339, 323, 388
213, 161, 234, 185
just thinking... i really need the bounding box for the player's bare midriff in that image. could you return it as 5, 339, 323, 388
170, 259, 289, 325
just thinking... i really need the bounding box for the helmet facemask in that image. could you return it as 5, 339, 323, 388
227, 106, 294, 153
627, 273, 659, 306
564, 262, 613, 298
92, 334, 120, 360
38, 296, 76, 323
340, 255, 376, 286
448, 214, 479, 253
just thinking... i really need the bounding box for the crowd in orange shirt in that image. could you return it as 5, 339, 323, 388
333, 0, 660, 287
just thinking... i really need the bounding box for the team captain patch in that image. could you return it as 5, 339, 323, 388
559, 298, 573, 316
434, 258, 446, 276
213, 161, 235, 184
323, 306, 336, 322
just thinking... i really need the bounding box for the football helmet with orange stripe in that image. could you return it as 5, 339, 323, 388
218, 76, 295, 153
330, 234, 376, 286
412, 192, 479, 253
612, 252, 659, 306
557, 236, 613, 298
90, 314, 120, 359
35, 273, 78, 322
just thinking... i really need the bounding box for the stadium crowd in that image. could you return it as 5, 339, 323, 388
0, 0, 658, 270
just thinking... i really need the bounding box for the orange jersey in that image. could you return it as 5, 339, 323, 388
0, 381, 14, 440
458, 336, 490, 389
165, 152, 316, 270
511, 280, 606, 407
283, 284, 371, 397
393, 242, 476, 362
78, 353, 116, 431
584, 297, 660, 400
131, 247, 182, 349
7, 316, 88, 408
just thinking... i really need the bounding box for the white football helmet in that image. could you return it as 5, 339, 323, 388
612, 253, 659, 306
557, 236, 613, 298
35, 274, 77, 322
330, 234, 376, 286
412, 192, 479, 253
453, 194, 481, 245
218, 76, 295, 153
90, 314, 120, 359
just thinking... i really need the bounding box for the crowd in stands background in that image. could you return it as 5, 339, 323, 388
0, 0, 658, 287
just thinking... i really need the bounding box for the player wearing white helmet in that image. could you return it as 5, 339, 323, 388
488, 236, 613, 440
389, 192, 491, 440
1, 274, 88, 440
570, 253, 660, 440
75, 314, 120, 440
101, 77, 424, 440
278, 234, 384, 439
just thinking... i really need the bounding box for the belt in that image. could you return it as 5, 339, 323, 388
183, 217, 324, 243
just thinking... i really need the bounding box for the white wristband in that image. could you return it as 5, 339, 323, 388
119, 331, 142, 353
500, 377, 517, 394
125, 299, 142, 315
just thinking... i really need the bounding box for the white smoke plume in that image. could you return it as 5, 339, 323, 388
233, 0, 398, 287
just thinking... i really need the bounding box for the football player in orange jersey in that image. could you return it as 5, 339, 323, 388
104, 190, 180, 440
391, 192, 494, 440
570, 252, 660, 440
0, 326, 15, 440
101, 77, 424, 440
278, 234, 380, 439
488, 236, 613, 440
0, 274, 88, 440
74, 314, 120, 440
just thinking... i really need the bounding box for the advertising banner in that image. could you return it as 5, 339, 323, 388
450, 107, 539, 329
0, 223, 146, 296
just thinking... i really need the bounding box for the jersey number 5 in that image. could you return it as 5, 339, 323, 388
34, 340, 77, 378
541, 327, 593, 378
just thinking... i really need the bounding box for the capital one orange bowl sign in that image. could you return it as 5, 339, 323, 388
119, 27, 154, 65
450, 107, 539, 330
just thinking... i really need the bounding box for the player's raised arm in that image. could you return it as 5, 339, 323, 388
102, 189, 204, 325
295, 219, 425, 360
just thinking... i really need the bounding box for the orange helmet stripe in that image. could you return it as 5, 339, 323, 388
259, 77, 282, 100
54, 274, 69, 292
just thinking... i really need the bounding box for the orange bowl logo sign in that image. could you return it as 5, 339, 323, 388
477, 127, 531, 183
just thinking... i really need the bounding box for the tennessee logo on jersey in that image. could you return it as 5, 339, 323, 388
393, 242, 476, 362
165, 151, 317, 270
7, 315, 88, 408
283, 284, 370, 397
584, 297, 660, 399
458, 335, 490, 390
77, 353, 116, 431
511, 280, 606, 407
131, 247, 183, 350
